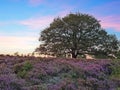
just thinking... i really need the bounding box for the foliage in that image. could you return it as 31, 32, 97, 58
116, 51, 120, 59
36, 13, 119, 58
0, 74, 24, 90
17, 70, 27, 78
95, 54, 108, 59
0, 55, 120, 89
110, 60, 120, 78
23, 61, 33, 71
14, 61, 33, 78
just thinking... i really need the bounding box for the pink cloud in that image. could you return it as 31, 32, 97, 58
19, 10, 71, 30
0, 22, 6, 26
97, 15, 120, 31
10, 0, 43, 6
29, 0, 43, 6
20, 14, 120, 32
0, 23, 3, 26
0, 36, 39, 54
19, 16, 54, 30
89, 1, 120, 31
0, 36, 37, 47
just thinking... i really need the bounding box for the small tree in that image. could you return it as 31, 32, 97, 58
14, 52, 19, 56
36, 13, 119, 58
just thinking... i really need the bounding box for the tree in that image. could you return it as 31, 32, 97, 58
36, 13, 119, 58
93, 34, 119, 57
14, 52, 19, 56
114, 41, 120, 59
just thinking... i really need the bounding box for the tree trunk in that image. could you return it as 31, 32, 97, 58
72, 52, 77, 58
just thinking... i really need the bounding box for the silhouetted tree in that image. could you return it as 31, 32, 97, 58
36, 13, 119, 58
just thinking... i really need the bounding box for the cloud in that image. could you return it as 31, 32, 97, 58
19, 16, 54, 30
28, 0, 43, 6
0, 23, 3, 26
0, 36, 37, 48
98, 15, 120, 31
0, 22, 6, 26
10, 0, 43, 6
89, 1, 120, 32
19, 10, 71, 30
19, 8, 120, 32
0, 36, 39, 54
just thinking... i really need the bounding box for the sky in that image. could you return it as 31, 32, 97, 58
0, 0, 120, 55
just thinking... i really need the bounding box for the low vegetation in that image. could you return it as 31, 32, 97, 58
0, 55, 120, 90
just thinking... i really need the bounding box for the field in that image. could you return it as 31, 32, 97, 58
0, 55, 120, 90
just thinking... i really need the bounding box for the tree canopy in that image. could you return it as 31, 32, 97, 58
36, 13, 119, 58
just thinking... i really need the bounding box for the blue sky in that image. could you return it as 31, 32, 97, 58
0, 0, 120, 55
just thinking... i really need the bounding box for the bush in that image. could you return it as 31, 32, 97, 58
23, 61, 33, 71
0, 75, 23, 90
17, 70, 27, 78
14, 61, 33, 78
95, 54, 108, 59
110, 60, 120, 78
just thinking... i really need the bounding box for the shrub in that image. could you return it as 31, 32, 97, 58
14, 64, 23, 74
0, 74, 23, 90
17, 70, 27, 78
110, 60, 120, 78
14, 61, 33, 78
23, 61, 33, 71
38, 73, 47, 81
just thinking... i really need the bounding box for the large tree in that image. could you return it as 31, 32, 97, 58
36, 13, 119, 58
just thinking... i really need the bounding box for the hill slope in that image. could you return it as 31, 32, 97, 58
0, 55, 120, 90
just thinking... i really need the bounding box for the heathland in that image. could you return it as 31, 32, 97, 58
0, 55, 120, 90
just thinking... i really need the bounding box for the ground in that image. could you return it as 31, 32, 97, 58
0, 55, 120, 90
